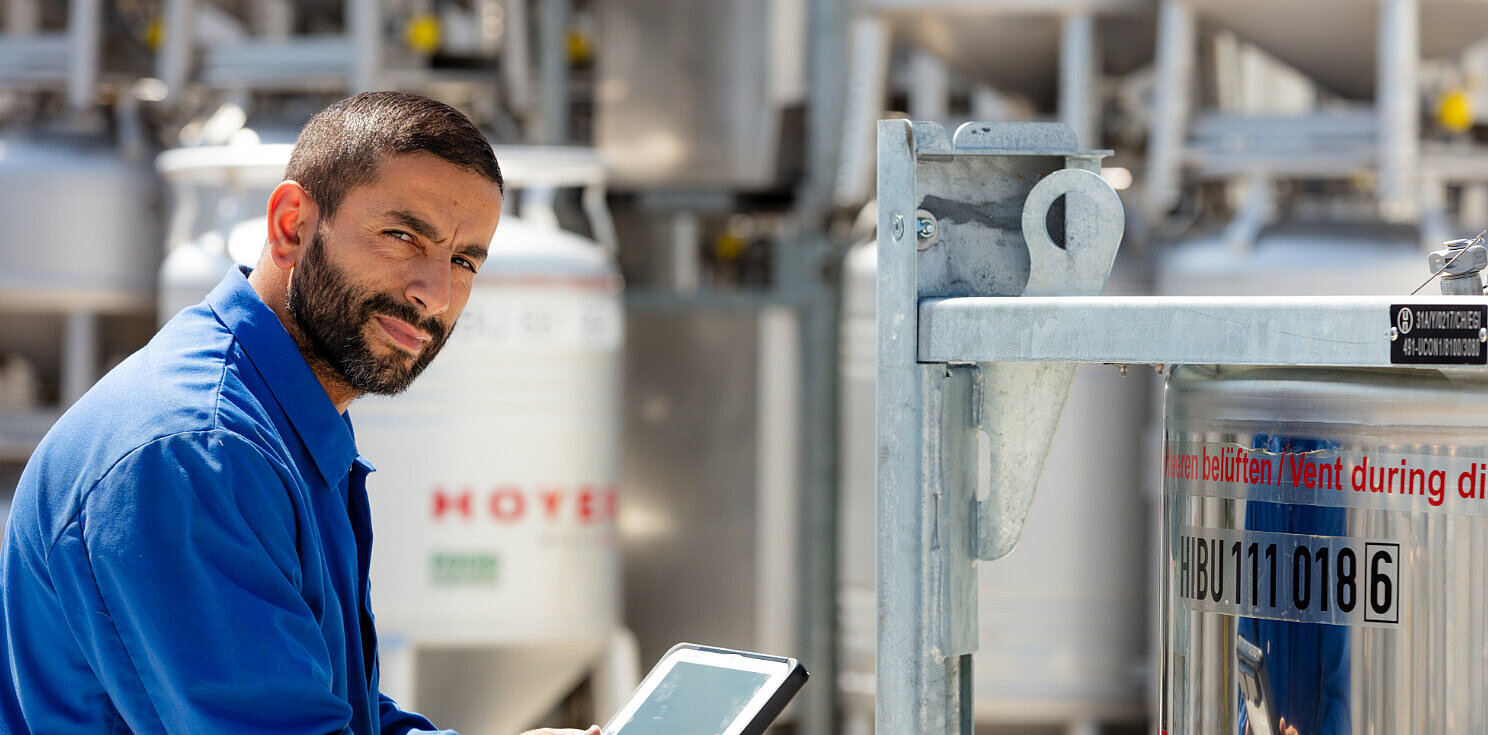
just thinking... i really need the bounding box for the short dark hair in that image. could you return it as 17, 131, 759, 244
284, 91, 504, 220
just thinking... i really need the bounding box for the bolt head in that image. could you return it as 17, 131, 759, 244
1429, 242, 1488, 276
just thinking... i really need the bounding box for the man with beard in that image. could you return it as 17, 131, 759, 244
0, 92, 597, 735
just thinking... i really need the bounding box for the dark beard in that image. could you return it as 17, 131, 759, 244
286, 230, 451, 396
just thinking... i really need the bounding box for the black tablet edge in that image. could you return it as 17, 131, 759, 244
741, 660, 808, 735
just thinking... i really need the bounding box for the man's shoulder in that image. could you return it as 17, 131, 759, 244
12, 308, 299, 551
35, 306, 286, 483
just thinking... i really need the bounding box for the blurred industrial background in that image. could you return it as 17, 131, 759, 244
3, 0, 1488, 733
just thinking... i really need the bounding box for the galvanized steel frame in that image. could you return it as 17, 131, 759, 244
875, 118, 1124, 733
874, 118, 1483, 733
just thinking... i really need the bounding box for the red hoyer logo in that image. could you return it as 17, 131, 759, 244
431, 484, 619, 524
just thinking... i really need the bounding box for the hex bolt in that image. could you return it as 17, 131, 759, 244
1427, 237, 1488, 295
916, 217, 937, 240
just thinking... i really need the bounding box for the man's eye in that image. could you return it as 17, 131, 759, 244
387, 230, 414, 242
453, 255, 478, 273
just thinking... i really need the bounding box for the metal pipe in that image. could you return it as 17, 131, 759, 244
250, 0, 294, 39
774, 232, 843, 735
756, 306, 800, 667
797, 0, 848, 227
1058, 11, 1098, 148
66, 0, 100, 110
670, 211, 701, 294
1146, 0, 1194, 217
5, 0, 40, 35
156, 0, 193, 103
502, 0, 533, 119
1377, 0, 1419, 221
831, 14, 890, 209
536, 0, 570, 145
907, 48, 949, 124
61, 311, 98, 407
349, 0, 380, 92
581, 184, 620, 256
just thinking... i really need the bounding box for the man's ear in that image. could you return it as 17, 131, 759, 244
265, 180, 318, 271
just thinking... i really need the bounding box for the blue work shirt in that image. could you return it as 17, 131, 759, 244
0, 267, 453, 735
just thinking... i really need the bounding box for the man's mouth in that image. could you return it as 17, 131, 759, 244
373, 315, 431, 353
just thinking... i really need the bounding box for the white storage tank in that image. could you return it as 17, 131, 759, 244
0, 134, 158, 308
353, 213, 626, 734
155, 141, 292, 324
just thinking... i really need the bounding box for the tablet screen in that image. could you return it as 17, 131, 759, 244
604, 645, 803, 735
619, 661, 771, 735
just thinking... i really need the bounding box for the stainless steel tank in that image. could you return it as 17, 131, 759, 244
0, 134, 158, 308
1162, 363, 1488, 733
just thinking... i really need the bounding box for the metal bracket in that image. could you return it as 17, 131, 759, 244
969, 162, 1124, 562
876, 118, 1123, 734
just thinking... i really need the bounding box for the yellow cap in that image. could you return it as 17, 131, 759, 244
405, 13, 442, 55
1438, 90, 1474, 133
567, 29, 593, 66
144, 17, 164, 51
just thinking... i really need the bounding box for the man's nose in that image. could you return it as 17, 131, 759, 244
403, 255, 452, 316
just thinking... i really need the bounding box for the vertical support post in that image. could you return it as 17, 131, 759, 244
156, 0, 192, 104
250, 0, 294, 39
796, 0, 848, 229
776, 232, 842, 735
348, 0, 380, 93
1377, 0, 1419, 222
831, 14, 890, 209
61, 311, 97, 407
907, 49, 950, 124
1059, 11, 1098, 148
536, 0, 571, 145
876, 120, 970, 735
669, 212, 701, 294
66, 0, 99, 111
756, 304, 800, 664
502, 0, 534, 120
876, 119, 926, 735
1146, 0, 1194, 218
5, 0, 40, 35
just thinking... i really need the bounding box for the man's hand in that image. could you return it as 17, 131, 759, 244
520, 727, 601, 735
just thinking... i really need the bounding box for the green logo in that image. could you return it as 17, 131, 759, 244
429, 551, 500, 586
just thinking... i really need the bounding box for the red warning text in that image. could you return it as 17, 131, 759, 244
431, 483, 620, 525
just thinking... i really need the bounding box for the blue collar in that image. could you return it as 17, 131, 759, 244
205, 266, 362, 488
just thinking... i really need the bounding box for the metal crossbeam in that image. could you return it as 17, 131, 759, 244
919, 295, 1488, 367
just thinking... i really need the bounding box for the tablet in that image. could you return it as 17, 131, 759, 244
602, 643, 808, 735
1236, 634, 1277, 735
